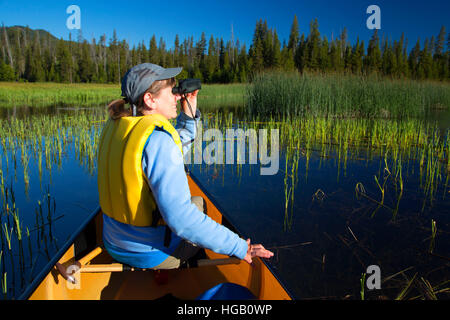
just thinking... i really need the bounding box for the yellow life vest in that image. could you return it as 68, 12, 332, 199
97, 113, 183, 227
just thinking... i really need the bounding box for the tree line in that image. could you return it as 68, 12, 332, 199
0, 16, 449, 83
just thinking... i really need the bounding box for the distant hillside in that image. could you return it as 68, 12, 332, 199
3, 25, 59, 45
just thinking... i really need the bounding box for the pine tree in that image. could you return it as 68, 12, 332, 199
305, 18, 321, 71
249, 21, 265, 74
0, 60, 15, 81
204, 35, 217, 82
408, 39, 421, 79
158, 37, 166, 67
195, 32, 207, 81
149, 35, 158, 63
107, 30, 120, 83
119, 40, 129, 80
418, 38, 434, 79
319, 36, 330, 72
272, 29, 282, 69
343, 45, 353, 73
288, 15, 299, 57
79, 40, 94, 82
263, 27, 274, 68
43, 46, 56, 81
394, 33, 408, 78
196, 32, 207, 58
350, 38, 363, 75
447, 32, 450, 80
173, 34, 180, 66
339, 28, 348, 56
294, 35, 306, 72
434, 26, 447, 80
281, 43, 295, 71
55, 38, 73, 83
97, 34, 107, 82
365, 29, 382, 75
381, 39, 396, 77
238, 44, 249, 82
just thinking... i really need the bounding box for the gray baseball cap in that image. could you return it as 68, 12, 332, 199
121, 63, 182, 105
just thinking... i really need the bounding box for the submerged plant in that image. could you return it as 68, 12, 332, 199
429, 219, 437, 253
360, 273, 366, 300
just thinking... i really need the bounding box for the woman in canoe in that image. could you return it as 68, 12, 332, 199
97, 63, 273, 270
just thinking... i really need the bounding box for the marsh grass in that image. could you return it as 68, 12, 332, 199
0, 82, 119, 108
198, 83, 246, 108
0, 82, 248, 110
247, 71, 450, 119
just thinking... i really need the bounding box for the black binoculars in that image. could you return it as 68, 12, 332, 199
172, 79, 202, 95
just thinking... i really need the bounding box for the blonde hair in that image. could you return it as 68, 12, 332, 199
107, 78, 176, 120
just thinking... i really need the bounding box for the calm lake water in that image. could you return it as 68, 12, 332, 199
0, 105, 449, 300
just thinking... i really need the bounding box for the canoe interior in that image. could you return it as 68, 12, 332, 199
29, 175, 292, 300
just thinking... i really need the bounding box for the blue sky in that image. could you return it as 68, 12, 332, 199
0, 0, 448, 52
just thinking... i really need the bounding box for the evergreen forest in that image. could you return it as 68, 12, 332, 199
0, 16, 449, 83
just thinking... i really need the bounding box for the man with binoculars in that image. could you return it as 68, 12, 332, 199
97, 63, 273, 271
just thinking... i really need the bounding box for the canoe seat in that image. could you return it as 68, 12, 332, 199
57, 245, 241, 285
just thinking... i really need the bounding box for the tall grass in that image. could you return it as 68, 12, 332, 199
246, 71, 450, 119
0, 82, 120, 107
0, 82, 248, 109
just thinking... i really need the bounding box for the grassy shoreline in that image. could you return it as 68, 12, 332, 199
0, 82, 247, 108
1, 74, 449, 119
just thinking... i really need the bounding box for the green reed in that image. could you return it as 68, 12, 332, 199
360, 273, 366, 300
0, 82, 247, 110
429, 219, 437, 254
0, 82, 120, 108
1, 269, 6, 299
247, 71, 450, 119
395, 273, 418, 300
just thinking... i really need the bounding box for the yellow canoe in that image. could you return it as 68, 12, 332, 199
21, 173, 293, 300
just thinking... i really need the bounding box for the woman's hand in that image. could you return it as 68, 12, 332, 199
243, 239, 274, 264
180, 89, 199, 119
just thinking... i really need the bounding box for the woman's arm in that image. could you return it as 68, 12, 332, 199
142, 131, 248, 259
175, 108, 201, 154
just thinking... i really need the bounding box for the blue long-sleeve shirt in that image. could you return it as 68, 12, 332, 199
102, 111, 248, 268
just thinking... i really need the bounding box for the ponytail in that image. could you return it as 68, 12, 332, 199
107, 99, 131, 120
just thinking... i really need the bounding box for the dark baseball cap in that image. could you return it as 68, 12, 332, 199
121, 63, 182, 104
